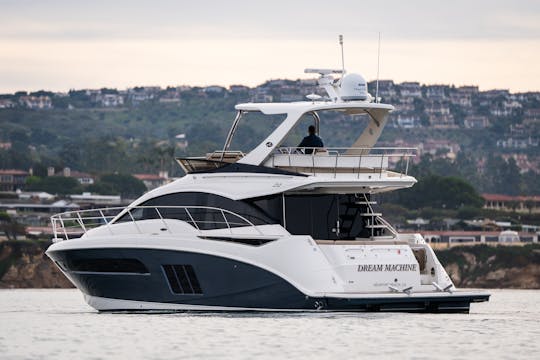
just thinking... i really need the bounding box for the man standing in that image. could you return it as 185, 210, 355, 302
298, 125, 324, 154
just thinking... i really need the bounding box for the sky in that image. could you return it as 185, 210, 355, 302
1, 0, 539, 93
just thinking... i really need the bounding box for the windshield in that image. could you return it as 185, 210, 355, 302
225, 111, 285, 153
282, 110, 371, 149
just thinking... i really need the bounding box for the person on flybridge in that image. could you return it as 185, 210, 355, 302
298, 125, 324, 154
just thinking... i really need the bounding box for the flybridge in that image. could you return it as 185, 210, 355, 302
176, 67, 415, 186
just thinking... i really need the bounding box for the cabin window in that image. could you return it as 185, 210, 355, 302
65, 258, 149, 274
284, 194, 370, 240
115, 192, 282, 230
115, 192, 371, 239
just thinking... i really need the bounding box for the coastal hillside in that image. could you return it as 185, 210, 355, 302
0, 241, 538, 289
437, 244, 540, 288
0, 240, 72, 288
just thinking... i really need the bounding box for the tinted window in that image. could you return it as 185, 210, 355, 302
116, 192, 282, 230
65, 258, 149, 274
284, 194, 369, 240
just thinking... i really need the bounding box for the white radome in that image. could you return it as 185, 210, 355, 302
340, 73, 370, 101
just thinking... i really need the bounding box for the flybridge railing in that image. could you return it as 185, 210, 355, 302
266, 147, 417, 177
51, 205, 263, 241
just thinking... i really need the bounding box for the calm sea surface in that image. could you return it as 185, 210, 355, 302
0, 289, 538, 360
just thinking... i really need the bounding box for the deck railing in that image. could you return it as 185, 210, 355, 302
176, 147, 416, 177
51, 205, 263, 241
266, 147, 416, 177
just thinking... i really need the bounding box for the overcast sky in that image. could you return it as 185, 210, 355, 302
1, 0, 539, 92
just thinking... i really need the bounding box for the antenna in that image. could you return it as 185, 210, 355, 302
375, 32, 381, 103
339, 35, 345, 79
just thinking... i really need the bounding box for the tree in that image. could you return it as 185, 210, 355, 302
89, 174, 146, 198
482, 155, 521, 195
0, 212, 26, 241
26, 176, 82, 195
389, 175, 484, 210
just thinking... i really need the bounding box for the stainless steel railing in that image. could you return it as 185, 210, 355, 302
267, 147, 417, 178
51, 205, 263, 241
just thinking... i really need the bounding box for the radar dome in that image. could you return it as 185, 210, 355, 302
340, 73, 369, 101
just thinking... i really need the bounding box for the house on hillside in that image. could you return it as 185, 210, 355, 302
229, 85, 250, 93
175, 134, 189, 149
97, 94, 124, 107
399, 82, 422, 98
425, 101, 455, 128
49, 167, 95, 185
425, 85, 448, 100
464, 115, 490, 129
0, 99, 16, 108
134, 171, 170, 190
0, 169, 29, 191
394, 114, 422, 128
482, 194, 540, 214
19, 96, 53, 109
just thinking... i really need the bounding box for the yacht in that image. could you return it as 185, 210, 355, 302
46, 67, 489, 312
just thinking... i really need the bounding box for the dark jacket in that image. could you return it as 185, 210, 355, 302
298, 134, 324, 154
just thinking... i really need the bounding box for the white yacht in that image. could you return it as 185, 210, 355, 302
46, 67, 489, 313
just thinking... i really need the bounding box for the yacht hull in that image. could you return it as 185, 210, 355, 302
47, 247, 488, 313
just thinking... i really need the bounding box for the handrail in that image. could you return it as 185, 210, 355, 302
268, 146, 417, 176
277, 146, 417, 153
51, 205, 264, 241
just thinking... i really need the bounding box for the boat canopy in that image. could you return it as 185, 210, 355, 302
234, 101, 394, 165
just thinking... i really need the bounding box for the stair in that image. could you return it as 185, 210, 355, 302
366, 224, 388, 229
354, 201, 377, 205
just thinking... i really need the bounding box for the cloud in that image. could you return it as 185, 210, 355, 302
1, 0, 539, 41
0, 0, 538, 92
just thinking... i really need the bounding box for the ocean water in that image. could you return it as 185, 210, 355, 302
0, 289, 538, 360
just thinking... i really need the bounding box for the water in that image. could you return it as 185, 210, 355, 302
0, 289, 538, 360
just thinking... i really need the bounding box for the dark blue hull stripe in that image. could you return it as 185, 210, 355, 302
47, 248, 487, 313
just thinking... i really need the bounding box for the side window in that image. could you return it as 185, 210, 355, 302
114, 192, 281, 230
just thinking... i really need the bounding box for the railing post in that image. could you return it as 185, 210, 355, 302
357, 154, 362, 179
221, 209, 232, 234
379, 153, 384, 179
126, 209, 141, 234
185, 208, 200, 232
334, 152, 339, 178
405, 155, 410, 176
288, 150, 292, 168
99, 209, 115, 235
312, 151, 315, 175
155, 208, 172, 234
59, 216, 69, 240
76, 212, 87, 233
51, 217, 57, 240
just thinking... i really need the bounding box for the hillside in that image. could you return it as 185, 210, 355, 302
1, 81, 539, 195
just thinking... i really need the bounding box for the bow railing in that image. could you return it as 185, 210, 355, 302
51, 205, 263, 241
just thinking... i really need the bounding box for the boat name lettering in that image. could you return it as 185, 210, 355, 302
357, 264, 417, 272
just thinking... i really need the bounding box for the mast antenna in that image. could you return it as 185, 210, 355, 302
339, 34, 345, 80
375, 32, 381, 103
